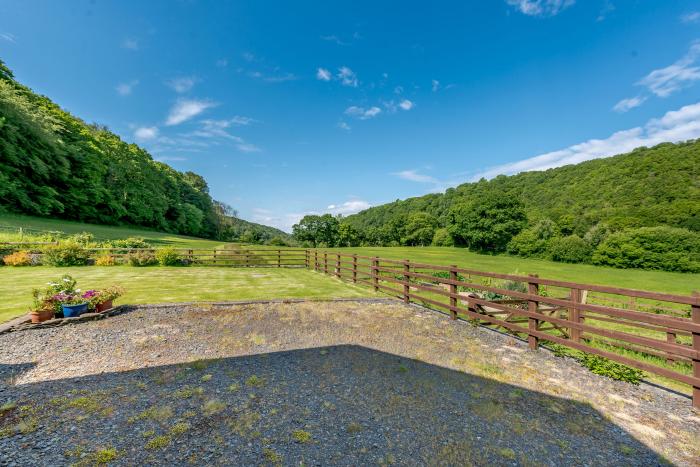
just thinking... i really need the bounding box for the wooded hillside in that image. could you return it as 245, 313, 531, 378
0, 60, 288, 244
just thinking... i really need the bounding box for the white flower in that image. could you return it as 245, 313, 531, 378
63, 278, 71, 282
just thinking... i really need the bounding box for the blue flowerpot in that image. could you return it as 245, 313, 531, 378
62, 303, 88, 318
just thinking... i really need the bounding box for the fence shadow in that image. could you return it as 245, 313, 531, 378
1, 345, 663, 465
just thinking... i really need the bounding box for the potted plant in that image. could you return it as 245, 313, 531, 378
86, 286, 124, 313
28, 289, 55, 323
54, 293, 88, 318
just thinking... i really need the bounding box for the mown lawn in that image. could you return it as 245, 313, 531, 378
0, 213, 226, 249
323, 247, 700, 296
0, 266, 374, 323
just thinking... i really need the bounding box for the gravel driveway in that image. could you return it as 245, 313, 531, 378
0, 300, 698, 466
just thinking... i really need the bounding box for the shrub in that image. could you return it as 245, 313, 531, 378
507, 219, 558, 258
67, 231, 94, 246
592, 226, 700, 272
2, 250, 32, 266
431, 228, 454, 247
127, 251, 158, 267
155, 248, 181, 266
107, 237, 151, 250
583, 223, 611, 248
549, 235, 592, 263
267, 236, 289, 247
95, 254, 116, 266
43, 242, 89, 266
550, 344, 644, 384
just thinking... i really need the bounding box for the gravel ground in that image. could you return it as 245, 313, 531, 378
0, 299, 698, 466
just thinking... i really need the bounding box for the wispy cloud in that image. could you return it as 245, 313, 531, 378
345, 106, 381, 120
316, 68, 332, 81
121, 38, 139, 50
612, 95, 646, 113
320, 35, 349, 46
167, 76, 197, 93
190, 119, 261, 153
338, 66, 358, 87
392, 170, 437, 184
165, 99, 217, 126
134, 126, 159, 142
247, 70, 298, 83
681, 11, 700, 24
506, 0, 575, 17
261, 198, 372, 232
326, 199, 371, 216
0, 32, 16, 43
470, 101, 700, 180
596, 0, 615, 22
337, 121, 351, 131
638, 41, 700, 98
155, 156, 187, 162
115, 80, 139, 96
216, 58, 228, 68
431, 80, 440, 92
399, 99, 414, 111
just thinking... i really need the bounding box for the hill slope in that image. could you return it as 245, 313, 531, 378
346, 141, 700, 235
0, 60, 288, 244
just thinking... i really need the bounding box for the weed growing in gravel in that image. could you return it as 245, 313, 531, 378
346, 422, 362, 434
498, 448, 516, 460
291, 429, 312, 444
173, 386, 195, 399
202, 399, 226, 416
183, 410, 196, 418
129, 405, 173, 423
262, 447, 283, 464
229, 410, 261, 437
145, 435, 171, 450
0, 401, 16, 412
619, 444, 635, 455
246, 375, 265, 387
170, 422, 190, 435
201, 374, 213, 382
94, 447, 120, 464
67, 396, 103, 413
16, 417, 38, 434
142, 430, 156, 438
228, 383, 241, 392
189, 360, 210, 371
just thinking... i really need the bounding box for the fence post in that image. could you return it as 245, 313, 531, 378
527, 274, 540, 350
213, 249, 217, 265
336, 253, 341, 278
188, 249, 193, 263
314, 250, 318, 271
277, 250, 281, 268
323, 252, 328, 274
352, 254, 357, 283
372, 257, 379, 292
305, 249, 309, 269
449, 265, 458, 320
692, 291, 699, 411
569, 288, 582, 343
403, 260, 410, 304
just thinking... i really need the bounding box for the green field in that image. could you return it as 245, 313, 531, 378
0, 213, 225, 249
320, 247, 700, 296
0, 266, 373, 323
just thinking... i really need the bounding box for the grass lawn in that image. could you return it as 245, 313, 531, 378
324, 247, 700, 296
0, 266, 374, 323
0, 212, 226, 249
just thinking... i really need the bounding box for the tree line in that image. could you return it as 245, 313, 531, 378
293, 141, 700, 273
0, 60, 288, 244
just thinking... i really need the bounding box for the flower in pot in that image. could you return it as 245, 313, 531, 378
88, 286, 125, 313
28, 289, 55, 323
53, 292, 88, 318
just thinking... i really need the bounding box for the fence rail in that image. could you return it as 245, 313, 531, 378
307, 250, 700, 409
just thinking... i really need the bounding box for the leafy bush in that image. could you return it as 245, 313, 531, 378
549, 235, 593, 263
507, 219, 558, 258
550, 344, 644, 384
431, 228, 454, 247
583, 223, 611, 248
155, 248, 181, 266
127, 251, 158, 267
267, 236, 289, 247
67, 231, 94, 246
431, 271, 465, 283
2, 250, 32, 266
95, 254, 116, 266
43, 242, 89, 266
592, 226, 700, 272
108, 237, 151, 250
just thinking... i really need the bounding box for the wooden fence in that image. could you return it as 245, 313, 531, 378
307, 250, 700, 409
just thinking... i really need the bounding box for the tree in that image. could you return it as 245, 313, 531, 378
292, 214, 340, 247
448, 193, 526, 252
337, 223, 361, 247
402, 212, 437, 246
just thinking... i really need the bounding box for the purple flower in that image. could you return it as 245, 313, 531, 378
82, 290, 98, 299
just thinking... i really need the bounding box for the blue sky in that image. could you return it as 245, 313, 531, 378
2, 0, 700, 231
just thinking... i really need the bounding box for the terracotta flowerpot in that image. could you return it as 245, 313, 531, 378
29, 309, 54, 324
95, 300, 113, 313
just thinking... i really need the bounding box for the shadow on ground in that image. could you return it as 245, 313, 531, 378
0, 345, 662, 466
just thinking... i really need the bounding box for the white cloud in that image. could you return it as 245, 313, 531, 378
506, 0, 575, 17
134, 126, 159, 141
230, 115, 257, 126
345, 106, 381, 120
681, 11, 700, 23
320, 35, 349, 46
393, 170, 437, 183
165, 99, 216, 126
122, 38, 139, 50
190, 119, 261, 153
431, 80, 440, 92
326, 199, 371, 216
338, 66, 358, 87
612, 95, 646, 113
316, 67, 332, 81
337, 121, 351, 131
155, 156, 187, 162
470, 101, 700, 180
115, 80, 138, 96
0, 32, 16, 43
236, 142, 261, 153
399, 99, 414, 111
638, 41, 700, 98
167, 76, 197, 93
